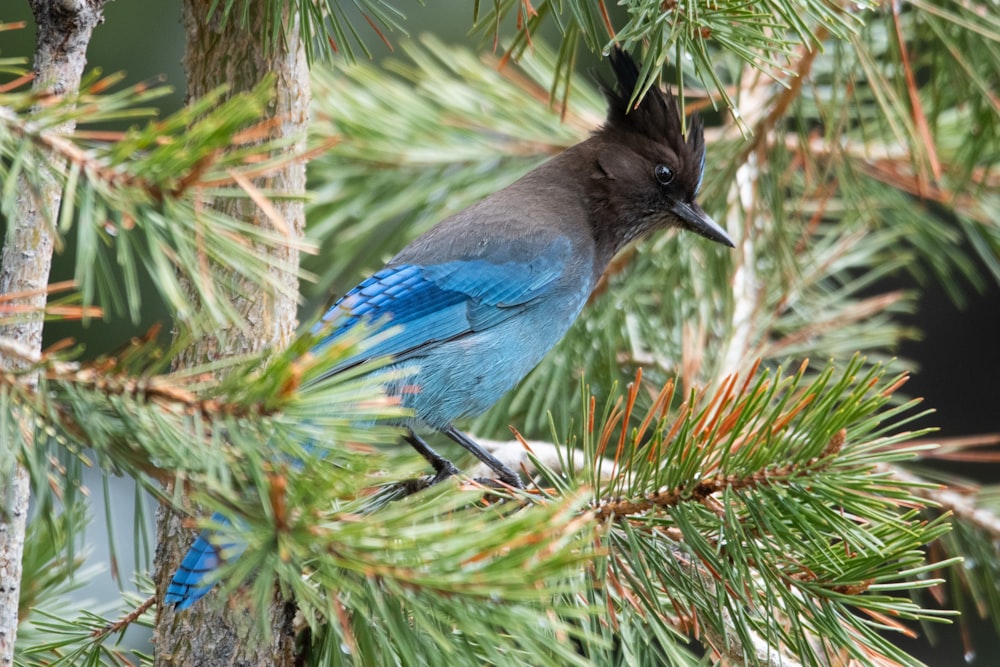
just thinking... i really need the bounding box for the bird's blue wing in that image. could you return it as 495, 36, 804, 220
311, 244, 569, 373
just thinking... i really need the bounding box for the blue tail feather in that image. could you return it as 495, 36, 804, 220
164, 512, 245, 610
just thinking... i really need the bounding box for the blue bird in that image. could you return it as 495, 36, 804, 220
164, 47, 733, 610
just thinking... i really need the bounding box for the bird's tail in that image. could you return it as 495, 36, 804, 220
164, 512, 246, 610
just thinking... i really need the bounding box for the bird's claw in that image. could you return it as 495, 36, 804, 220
429, 461, 461, 485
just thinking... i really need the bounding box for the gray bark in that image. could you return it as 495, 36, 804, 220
152, 1, 309, 664
0, 1, 106, 663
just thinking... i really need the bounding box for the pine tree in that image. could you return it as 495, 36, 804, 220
2, 1, 998, 665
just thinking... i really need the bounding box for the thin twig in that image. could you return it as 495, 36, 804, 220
93, 594, 155, 639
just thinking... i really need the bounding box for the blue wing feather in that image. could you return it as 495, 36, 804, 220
311, 251, 567, 373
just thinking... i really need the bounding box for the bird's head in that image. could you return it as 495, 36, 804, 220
587, 47, 733, 251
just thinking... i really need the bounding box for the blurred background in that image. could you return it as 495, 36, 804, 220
2, 0, 998, 661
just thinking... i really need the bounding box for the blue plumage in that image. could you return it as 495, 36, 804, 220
164, 47, 733, 611
165, 513, 244, 610
312, 241, 570, 377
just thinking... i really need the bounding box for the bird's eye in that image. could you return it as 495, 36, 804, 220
654, 164, 674, 185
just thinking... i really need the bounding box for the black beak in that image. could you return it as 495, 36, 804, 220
672, 200, 734, 247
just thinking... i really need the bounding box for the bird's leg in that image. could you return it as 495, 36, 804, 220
403, 429, 461, 484
441, 425, 524, 489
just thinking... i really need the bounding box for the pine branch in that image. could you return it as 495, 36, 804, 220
1, 323, 406, 497
557, 360, 953, 664
889, 465, 1000, 539
469, 0, 867, 119
1, 71, 321, 332
5, 2, 996, 662
889, 448, 1000, 649
592, 427, 848, 521
7, 305, 955, 664
448, 360, 954, 664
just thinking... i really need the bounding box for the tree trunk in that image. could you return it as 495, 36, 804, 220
0, 1, 106, 664
152, 1, 308, 664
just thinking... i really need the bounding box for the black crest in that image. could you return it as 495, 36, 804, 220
601, 47, 705, 179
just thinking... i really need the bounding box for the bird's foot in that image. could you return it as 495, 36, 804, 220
440, 425, 525, 490
495, 469, 525, 490
428, 460, 461, 486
